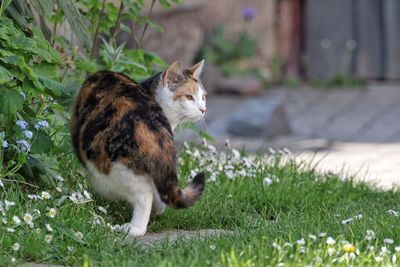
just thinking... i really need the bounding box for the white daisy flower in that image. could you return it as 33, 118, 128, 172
45, 234, 53, 243
97, 206, 107, 214
327, 247, 335, 256
7, 228, 15, 233
74, 231, 83, 240
384, 238, 394, 244
263, 177, 273, 186
12, 242, 20, 251
83, 190, 91, 199
23, 213, 33, 226
341, 218, 353, 225
48, 208, 56, 218
13, 216, 21, 225
45, 223, 53, 232
365, 230, 375, 241
272, 242, 282, 250
41, 191, 51, 199
296, 238, 306, 245
5, 200, 15, 210
326, 237, 336, 245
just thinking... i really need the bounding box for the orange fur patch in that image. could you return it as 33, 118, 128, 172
135, 122, 161, 157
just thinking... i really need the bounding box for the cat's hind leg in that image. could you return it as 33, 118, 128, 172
152, 185, 166, 215
113, 173, 154, 236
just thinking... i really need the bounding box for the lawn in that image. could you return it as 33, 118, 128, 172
1, 142, 400, 266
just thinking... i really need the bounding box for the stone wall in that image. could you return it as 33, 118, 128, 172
128, 0, 277, 70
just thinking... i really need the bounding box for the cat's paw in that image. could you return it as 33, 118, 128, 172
112, 223, 146, 236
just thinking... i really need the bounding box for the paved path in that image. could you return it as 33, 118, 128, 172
184, 83, 400, 189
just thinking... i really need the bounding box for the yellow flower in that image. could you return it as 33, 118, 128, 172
343, 243, 356, 253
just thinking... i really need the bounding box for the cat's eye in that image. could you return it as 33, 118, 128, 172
202, 95, 206, 101
186, 95, 194, 101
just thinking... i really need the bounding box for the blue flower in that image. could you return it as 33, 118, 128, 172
23, 130, 33, 139
16, 120, 28, 129
2, 140, 8, 148
34, 120, 49, 129
16, 140, 30, 152
241, 7, 256, 21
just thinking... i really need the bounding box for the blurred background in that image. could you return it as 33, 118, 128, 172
127, 0, 400, 188
1, 0, 399, 188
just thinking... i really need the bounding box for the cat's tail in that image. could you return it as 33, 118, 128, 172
161, 172, 206, 209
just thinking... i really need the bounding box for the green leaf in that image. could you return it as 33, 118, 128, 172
40, 77, 69, 98
159, 0, 172, 8
30, 0, 53, 18
1, 55, 42, 89
0, 0, 13, 17
4, 2, 30, 29
0, 87, 24, 116
0, 65, 13, 84
31, 132, 53, 154
58, 0, 91, 49
32, 63, 59, 80
120, 23, 131, 33
75, 59, 98, 73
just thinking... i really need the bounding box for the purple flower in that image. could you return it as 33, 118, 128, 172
2, 140, 8, 148
34, 120, 49, 129
16, 140, 30, 152
23, 130, 33, 139
16, 120, 28, 129
241, 7, 256, 21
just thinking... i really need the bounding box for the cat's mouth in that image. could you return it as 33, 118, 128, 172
182, 112, 204, 123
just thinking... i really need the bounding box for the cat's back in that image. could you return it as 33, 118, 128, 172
71, 71, 174, 176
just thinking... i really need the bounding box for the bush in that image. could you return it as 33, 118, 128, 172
0, 0, 179, 186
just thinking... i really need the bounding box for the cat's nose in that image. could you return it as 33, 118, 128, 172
199, 107, 206, 114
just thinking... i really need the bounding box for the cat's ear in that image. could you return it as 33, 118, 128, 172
162, 61, 183, 86
188, 59, 205, 80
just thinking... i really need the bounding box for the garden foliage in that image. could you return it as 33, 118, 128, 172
0, 0, 178, 185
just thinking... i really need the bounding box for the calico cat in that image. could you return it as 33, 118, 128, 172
71, 60, 206, 236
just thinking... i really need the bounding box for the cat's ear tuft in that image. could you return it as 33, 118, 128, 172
188, 59, 205, 80
162, 61, 183, 86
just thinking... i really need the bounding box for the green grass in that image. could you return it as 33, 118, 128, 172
1, 143, 400, 266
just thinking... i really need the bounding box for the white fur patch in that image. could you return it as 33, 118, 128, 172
86, 162, 161, 236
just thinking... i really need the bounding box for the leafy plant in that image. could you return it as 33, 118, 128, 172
4, 0, 91, 49
0, 0, 180, 186
0, 16, 72, 185
197, 26, 258, 76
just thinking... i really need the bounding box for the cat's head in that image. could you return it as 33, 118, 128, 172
155, 60, 207, 130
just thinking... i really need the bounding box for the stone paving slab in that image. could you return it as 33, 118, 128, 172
201, 84, 400, 189
124, 229, 234, 247
295, 142, 400, 189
